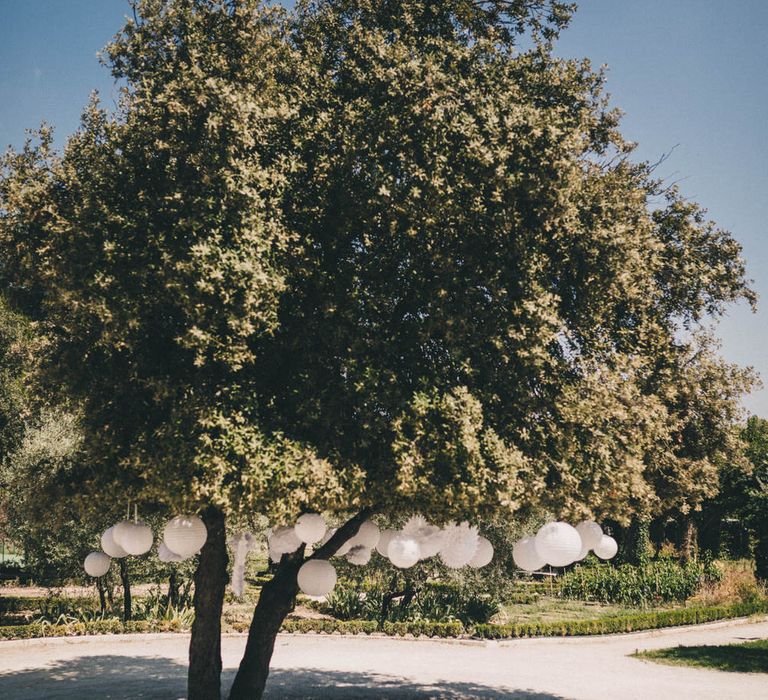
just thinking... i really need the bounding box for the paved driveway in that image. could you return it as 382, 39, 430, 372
1, 617, 767, 699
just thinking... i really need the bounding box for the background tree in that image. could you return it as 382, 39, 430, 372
0, 1, 757, 699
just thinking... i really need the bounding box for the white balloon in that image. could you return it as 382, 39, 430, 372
534, 522, 582, 567
101, 526, 128, 558
295, 513, 327, 545
576, 520, 603, 550
376, 529, 396, 557
469, 536, 494, 568
346, 545, 372, 566
350, 520, 380, 549
297, 559, 337, 596
158, 541, 184, 563
164, 515, 207, 559
388, 535, 421, 568
512, 537, 545, 572
84, 551, 111, 577
439, 522, 479, 568
594, 534, 618, 560
118, 521, 154, 556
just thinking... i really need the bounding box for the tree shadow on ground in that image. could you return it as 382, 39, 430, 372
0, 654, 569, 699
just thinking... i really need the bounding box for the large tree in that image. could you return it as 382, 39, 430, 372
0, 1, 756, 698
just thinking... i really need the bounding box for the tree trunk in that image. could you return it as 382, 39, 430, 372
96, 578, 107, 613
228, 510, 371, 700
754, 518, 768, 582
680, 515, 698, 563
168, 569, 179, 608
188, 505, 229, 700
119, 559, 132, 621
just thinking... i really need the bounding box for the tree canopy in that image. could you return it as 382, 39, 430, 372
0, 0, 755, 530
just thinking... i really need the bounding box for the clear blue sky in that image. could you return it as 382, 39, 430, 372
2, 1, 767, 414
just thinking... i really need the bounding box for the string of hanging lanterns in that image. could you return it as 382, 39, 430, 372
82, 505, 208, 578
512, 520, 618, 572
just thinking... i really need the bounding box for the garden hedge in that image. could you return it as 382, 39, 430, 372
2, 600, 766, 642
473, 600, 768, 640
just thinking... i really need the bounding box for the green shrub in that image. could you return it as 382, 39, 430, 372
559, 560, 723, 606
382, 621, 464, 637
472, 600, 768, 639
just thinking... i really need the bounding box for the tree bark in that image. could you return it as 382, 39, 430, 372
680, 515, 698, 563
96, 578, 107, 613
228, 510, 371, 700
188, 505, 229, 700
168, 569, 179, 608
119, 559, 132, 621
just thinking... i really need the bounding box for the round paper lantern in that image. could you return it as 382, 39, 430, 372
594, 534, 618, 560
534, 521, 582, 567
417, 527, 446, 559
158, 541, 184, 563
297, 559, 337, 596
388, 535, 421, 568
512, 537, 545, 572
469, 536, 494, 568
163, 515, 208, 558
376, 529, 396, 557
295, 513, 327, 545
269, 526, 302, 555
353, 520, 381, 549
84, 551, 111, 577
575, 543, 590, 561
118, 521, 154, 556
439, 522, 479, 568
101, 526, 128, 559
346, 545, 372, 566
576, 520, 603, 550
113, 520, 135, 548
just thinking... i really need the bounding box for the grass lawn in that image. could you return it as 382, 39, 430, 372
634, 639, 768, 673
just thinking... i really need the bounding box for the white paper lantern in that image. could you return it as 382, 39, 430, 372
469, 536, 494, 568
512, 537, 545, 572
594, 534, 618, 560
376, 529, 396, 556
576, 520, 603, 550
84, 551, 111, 577
113, 520, 135, 548
388, 535, 421, 568
297, 559, 337, 596
351, 520, 380, 549
101, 526, 128, 558
575, 543, 590, 561
268, 545, 282, 563
439, 522, 479, 569
118, 521, 154, 556
158, 541, 184, 563
402, 516, 444, 559
163, 515, 208, 558
534, 521, 582, 567
269, 526, 302, 555
295, 514, 327, 545
346, 545, 372, 566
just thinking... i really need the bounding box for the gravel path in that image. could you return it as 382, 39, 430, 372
1, 617, 767, 699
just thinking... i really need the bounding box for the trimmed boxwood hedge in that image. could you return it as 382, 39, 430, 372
0, 618, 186, 640
473, 600, 768, 640
2, 600, 766, 642
0, 596, 95, 614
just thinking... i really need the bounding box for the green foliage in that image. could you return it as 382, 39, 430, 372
559, 560, 723, 606
0, 0, 756, 543
321, 576, 499, 625
473, 600, 768, 639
